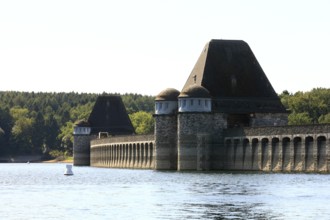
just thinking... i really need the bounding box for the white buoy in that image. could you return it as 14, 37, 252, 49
64, 164, 74, 175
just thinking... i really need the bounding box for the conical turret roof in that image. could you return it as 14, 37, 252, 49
155, 88, 180, 101
179, 84, 211, 98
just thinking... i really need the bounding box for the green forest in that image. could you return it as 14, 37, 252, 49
0, 88, 329, 158
0, 92, 154, 158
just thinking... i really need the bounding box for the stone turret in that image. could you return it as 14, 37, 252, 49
73, 120, 91, 166
154, 88, 180, 170
177, 85, 213, 170
178, 84, 211, 113
73, 95, 135, 167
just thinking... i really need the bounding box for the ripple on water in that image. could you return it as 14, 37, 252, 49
0, 164, 330, 219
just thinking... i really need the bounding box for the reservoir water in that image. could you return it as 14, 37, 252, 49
0, 163, 330, 219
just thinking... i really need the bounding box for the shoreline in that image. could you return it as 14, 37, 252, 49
0, 155, 73, 164
41, 159, 73, 163
0, 160, 73, 164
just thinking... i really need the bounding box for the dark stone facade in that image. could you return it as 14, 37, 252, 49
154, 115, 178, 170
73, 135, 92, 166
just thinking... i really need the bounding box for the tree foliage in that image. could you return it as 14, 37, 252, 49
288, 112, 312, 125
279, 88, 330, 125
318, 113, 330, 124
129, 111, 154, 135
0, 91, 154, 156
1, 88, 328, 156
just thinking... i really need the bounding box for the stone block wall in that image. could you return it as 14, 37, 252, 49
209, 113, 227, 169
222, 124, 330, 172
154, 115, 178, 170
90, 134, 155, 169
178, 113, 214, 170
91, 134, 154, 145
251, 113, 288, 127
73, 135, 93, 166
196, 134, 212, 170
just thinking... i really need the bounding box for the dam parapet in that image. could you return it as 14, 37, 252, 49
90, 134, 155, 169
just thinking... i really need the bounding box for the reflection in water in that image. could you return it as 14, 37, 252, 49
176, 176, 278, 219
0, 165, 330, 219
183, 202, 272, 220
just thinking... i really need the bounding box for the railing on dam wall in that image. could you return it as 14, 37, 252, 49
224, 124, 330, 137
223, 124, 330, 172
90, 134, 155, 169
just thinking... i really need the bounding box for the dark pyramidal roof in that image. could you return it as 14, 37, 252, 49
88, 95, 135, 135
182, 39, 286, 113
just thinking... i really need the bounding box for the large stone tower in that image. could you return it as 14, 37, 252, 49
154, 39, 288, 171
177, 85, 213, 170
154, 88, 180, 170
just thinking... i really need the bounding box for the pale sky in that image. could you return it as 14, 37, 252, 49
0, 0, 329, 95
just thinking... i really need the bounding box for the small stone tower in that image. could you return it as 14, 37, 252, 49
154, 88, 180, 170
73, 95, 135, 166
177, 84, 213, 170
73, 120, 91, 166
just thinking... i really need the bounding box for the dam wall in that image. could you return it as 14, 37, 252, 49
89, 124, 330, 172
90, 135, 155, 169
222, 124, 330, 172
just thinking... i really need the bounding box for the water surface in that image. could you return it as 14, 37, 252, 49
0, 163, 329, 219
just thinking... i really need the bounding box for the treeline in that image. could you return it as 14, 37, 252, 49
0, 88, 329, 157
0, 91, 154, 157
280, 88, 330, 125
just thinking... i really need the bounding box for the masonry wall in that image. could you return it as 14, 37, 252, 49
177, 112, 214, 170
208, 113, 227, 170
251, 113, 288, 127
221, 124, 330, 172
73, 135, 93, 166
90, 135, 155, 169
154, 115, 178, 170
88, 121, 330, 173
